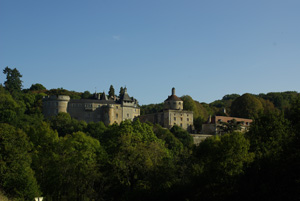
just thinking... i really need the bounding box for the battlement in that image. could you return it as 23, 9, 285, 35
43, 95, 70, 101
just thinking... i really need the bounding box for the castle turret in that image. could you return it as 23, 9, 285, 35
164, 88, 183, 110
43, 95, 70, 117
100, 91, 108, 100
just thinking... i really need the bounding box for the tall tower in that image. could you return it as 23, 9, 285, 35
164, 88, 183, 110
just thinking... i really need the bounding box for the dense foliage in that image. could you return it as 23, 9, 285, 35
0, 67, 299, 200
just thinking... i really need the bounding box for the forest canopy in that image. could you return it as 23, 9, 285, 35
0, 67, 299, 201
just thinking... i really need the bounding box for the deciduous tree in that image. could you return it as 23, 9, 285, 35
3, 67, 23, 94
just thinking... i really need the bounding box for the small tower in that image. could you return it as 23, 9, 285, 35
100, 91, 108, 101
172, 87, 175, 95
164, 88, 183, 110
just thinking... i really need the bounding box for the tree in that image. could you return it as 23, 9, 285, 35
109, 85, 115, 98
192, 132, 254, 200
85, 121, 107, 140
119, 87, 124, 97
99, 120, 172, 200
42, 132, 105, 200
3, 67, 23, 94
29, 83, 46, 91
81, 90, 91, 99
0, 90, 22, 124
217, 119, 242, 134
49, 112, 87, 136
170, 125, 194, 149
153, 124, 184, 156
246, 111, 290, 160
239, 111, 296, 201
230, 93, 263, 118
140, 103, 164, 115
180, 95, 209, 132
23, 122, 59, 198
222, 94, 240, 101
0, 123, 40, 200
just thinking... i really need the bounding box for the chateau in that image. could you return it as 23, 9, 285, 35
139, 88, 194, 132
43, 88, 140, 125
43, 87, 194, 132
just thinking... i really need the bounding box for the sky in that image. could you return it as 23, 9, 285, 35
1, 0, 300, 105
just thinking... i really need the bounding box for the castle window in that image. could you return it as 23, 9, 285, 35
116, 106, 118, 109
174, 117, 176, 121
187, 118, 189, 121
180, 123, 182, 127
179, 102, 181, 105
127, 113, 129, 118
181, 117, 183, 121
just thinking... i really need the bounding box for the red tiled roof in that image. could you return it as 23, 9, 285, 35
165, 95, 182, 102
211, 116, 253, 124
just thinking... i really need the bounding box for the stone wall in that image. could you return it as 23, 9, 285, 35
43, 96, 140, 126
165, 110, 193, 131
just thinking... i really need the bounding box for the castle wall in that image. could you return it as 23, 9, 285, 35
201, 124, 217, 134
164, 110, 193, 131
43, 94, 140, 126
122, 106, 139, 121
67, 101, 126, 125
139, 112, 164, 126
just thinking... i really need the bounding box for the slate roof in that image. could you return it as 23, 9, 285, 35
69, 99, 115, 104
120, 88, 134, 101
100, 91, 108, 100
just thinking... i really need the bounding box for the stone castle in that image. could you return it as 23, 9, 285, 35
43, 88, 140, 125
139, 88, 194, 132
43, 87, 194, 131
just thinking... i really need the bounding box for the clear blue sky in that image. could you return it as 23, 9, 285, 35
1, 0, 300, 105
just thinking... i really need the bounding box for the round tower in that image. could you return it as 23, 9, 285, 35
164, 88, 183, 110
107, 104, 114, 125
57, 95, 70, 113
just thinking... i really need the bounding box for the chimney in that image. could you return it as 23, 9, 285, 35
172, 87, 175, 95
208, 115, 212, 123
